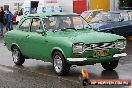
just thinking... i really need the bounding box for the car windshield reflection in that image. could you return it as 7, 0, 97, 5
43, 15, 91, 31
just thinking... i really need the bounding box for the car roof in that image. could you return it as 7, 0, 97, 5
24, 12, 78, 18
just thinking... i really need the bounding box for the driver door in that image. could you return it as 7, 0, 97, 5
24, 18, 48, 60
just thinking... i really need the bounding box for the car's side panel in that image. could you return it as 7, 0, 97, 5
4, 30, 32, 59
112, 20, 132, 36
14, 31, 73, 62
13, 30, 31, 56
42, 36, 73, 61
4, 31, 74, 62
21, 32, 52, 61
98, 21, 132, 36
4, 31, 18, 51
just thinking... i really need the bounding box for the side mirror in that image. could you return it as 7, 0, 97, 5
36, 30, 45, 36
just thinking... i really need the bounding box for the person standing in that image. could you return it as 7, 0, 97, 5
5, 9, 13, 31
0, 7, 5, 36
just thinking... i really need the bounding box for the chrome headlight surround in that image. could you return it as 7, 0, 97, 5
72, 43, 85, 54
115, 40, 126, 50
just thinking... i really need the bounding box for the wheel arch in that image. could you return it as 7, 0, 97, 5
51, 48, 71, 76
10, 43, 20, 51
51, 47, 65, 60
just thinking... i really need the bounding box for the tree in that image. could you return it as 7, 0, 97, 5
119, 0, 132, 7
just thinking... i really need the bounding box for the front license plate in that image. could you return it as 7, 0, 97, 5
93, 50, 109, 57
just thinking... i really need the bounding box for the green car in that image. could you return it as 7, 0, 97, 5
4, 13, 127, 76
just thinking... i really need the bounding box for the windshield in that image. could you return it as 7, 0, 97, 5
92, 12, 120, 22
43, 15, 91, 31
81, 11, 101, 19
81, 12, 91, 19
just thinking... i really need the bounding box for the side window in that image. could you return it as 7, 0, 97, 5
31, 18, 41, 32
73, 17, 83, 29
60, 17, 71, 28
43, 17, 59, 31
19, 19, 31, 32
120, 13, 129, 21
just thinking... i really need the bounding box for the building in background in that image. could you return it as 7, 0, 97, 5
0, 0, 24, 13
0, 0, 120, 14
72, 0, 119, 14
22, 0, 62, 15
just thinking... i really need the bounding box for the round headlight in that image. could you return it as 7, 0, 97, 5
115, 41, 126, 50
73, 43, 85, 53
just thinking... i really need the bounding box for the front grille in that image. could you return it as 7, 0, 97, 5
85, 42, 115, 50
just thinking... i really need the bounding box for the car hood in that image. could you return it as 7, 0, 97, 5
47, 30, 125, 44
89, 22, 108, 31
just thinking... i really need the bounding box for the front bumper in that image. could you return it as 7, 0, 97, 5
67, 53, 127, 65
113, 53, 127, 58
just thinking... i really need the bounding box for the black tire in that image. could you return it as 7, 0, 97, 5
53, 51, 70, 76
101, 60, 119, 70
12, 46, 25, 65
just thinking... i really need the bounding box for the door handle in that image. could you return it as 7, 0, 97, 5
26, 35, 30, 38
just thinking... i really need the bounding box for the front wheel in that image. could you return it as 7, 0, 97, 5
12, 46, 25, 65
101, 60, 119, 70
53, 51, 70, 76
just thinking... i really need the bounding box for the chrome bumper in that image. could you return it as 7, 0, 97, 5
67, 53, 127, 62
67, 58, 87, 62
113, 53, 127, 58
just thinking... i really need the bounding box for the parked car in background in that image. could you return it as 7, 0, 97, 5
89, 11, 132, 37
4, 13, 127, 76
81, 9, 103, 22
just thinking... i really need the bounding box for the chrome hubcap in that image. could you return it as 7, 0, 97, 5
54, 55, 62, 73
12, 49, 19, 63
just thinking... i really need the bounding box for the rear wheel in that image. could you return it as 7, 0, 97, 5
12, 46, 25, 65
101, 60, 119, 70
53, 51, 70, 76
